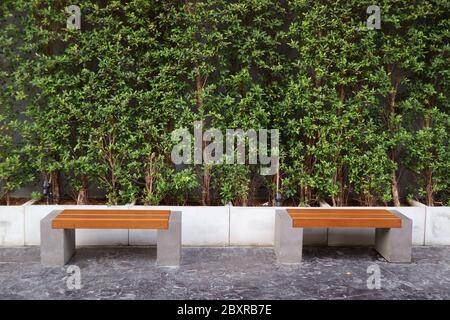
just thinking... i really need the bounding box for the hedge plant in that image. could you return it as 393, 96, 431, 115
0, 0, 448, 206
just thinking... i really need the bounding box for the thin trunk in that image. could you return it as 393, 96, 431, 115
187, 0, 218, 205
202, 165, 211, 205
425, 169, 434, 206
424, 115, 434, 206
361, 188, 374, 206
145, 153, 155, 193
387, 67, 401, 207
334, 165, 347, 206
240, 195, 248, 207
196, 71, 210, 204
391, 169, 401, 206
248, 174, 257, 206
189, 0, 209, 206
196, 74, 203, 109
107, 134, 117, 204
6, 192, 11, 206
145, 172, 154, 198
50, 171, 60, 204
332, 166, 347, 206
144, 172, 153, 205
331, 173, 337, 206
390, 148, 400, 206
76, 176, 89, 205
144, 153, 157, 205
331, 194, 337, 207
299, 186, 305, 206
271, 174, 277, 206
303, 137, 315, 206
299, 185, 312, 206
335, 85, 347, 206
111, 171, 117, 203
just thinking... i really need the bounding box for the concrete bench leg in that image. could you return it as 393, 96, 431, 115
375, 210, 412, 263
274, 209, 303, 264
40, 210, 76, 266
157, 211, 182, 267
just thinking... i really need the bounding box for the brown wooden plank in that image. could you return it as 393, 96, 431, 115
52, 218, 169, 229
52, 209, 171, 230
54, 217, 169, 221
286, 208, 401, 228
287, 209, 393, 215
290, 214, 398, 219
287, 209, 397, 218
55, 214, 170, 219
59, 209, 170, 215
292, 218, 401, 228
288, 212, 394, 216
288, 211, 394, 216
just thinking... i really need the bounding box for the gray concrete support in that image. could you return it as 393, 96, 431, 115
375, 210, 412, 263
274, 209, 303, 264
157, 211, 182, 267
40, 210, 76, 266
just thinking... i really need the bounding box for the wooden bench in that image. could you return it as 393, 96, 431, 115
40, 209, 181, 267
274, 209, 412, 263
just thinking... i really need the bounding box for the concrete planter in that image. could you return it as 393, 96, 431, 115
0, 205, 25, 246
128, 206, 229, 246
0, 204, 449, 247
229, 207, 328, 246
426, 206, 450, 245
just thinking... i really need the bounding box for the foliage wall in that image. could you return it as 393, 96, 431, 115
0, 0, 448, 206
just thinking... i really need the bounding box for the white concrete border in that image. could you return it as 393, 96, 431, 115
0, 206, 24, 246
230, 207, 274, 246
0, 204, 448, 247
128, 206, 230, 246
425, 206, 450, 245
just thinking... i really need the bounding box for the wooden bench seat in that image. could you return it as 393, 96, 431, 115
287, 209, 402, 228
52, 209, 171, 229
41, 209, 181, 267
275, 208, 412, 264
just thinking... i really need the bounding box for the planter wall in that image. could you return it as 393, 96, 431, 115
229, 207, 328, 246
426, 207, 450, 245
0, 206, 24, 246
0, 204, 448, 247
128, 206, 230, 246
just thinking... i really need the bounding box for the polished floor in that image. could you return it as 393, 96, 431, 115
0, 246, 449, 299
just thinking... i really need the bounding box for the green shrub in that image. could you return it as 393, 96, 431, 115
0, 1, 448, 206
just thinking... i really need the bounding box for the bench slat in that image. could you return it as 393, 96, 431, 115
287, 209, 393, 215
289, 213, 395, 218
59, 209, 170, 215
287, 209, 402, 228
55, 214, 170, 219
52, 210, 171, 230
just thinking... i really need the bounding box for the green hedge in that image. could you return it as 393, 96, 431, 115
0, 0, 448, 206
